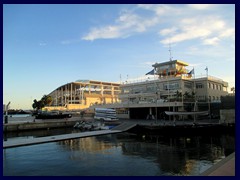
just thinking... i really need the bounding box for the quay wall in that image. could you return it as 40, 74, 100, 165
3, 120, 79, 132
220, 109, 235, 124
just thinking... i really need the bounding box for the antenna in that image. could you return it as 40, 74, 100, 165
168, 43, 173, 61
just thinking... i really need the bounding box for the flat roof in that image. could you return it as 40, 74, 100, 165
152, 60, 189, 67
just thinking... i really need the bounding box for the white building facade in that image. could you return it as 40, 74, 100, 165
94, 60, 228, 119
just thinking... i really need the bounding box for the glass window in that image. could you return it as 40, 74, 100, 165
196, 83, 204, 89
184, 82, 192, 89
164, 83, 180, 90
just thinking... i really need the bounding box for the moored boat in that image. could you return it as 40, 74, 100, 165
35, 111, 72, 119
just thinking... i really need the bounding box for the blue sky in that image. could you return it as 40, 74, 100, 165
3, 4, 235, 109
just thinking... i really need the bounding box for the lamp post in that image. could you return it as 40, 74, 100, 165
4, 102, 11, 124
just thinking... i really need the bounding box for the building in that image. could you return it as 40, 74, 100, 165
45, 80, 120, 111
93, 60, 229, 119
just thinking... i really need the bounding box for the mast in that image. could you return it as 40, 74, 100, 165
169, 43, 173, 61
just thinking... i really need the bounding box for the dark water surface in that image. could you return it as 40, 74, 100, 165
3, 131, 234, 176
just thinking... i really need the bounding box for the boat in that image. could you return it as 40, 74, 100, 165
165, 111, 209, 116
35, 111, 72, 119
94, 108, 119, 122
73, 120, 109, 131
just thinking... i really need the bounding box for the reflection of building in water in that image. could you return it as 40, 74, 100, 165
121, 135, 231, 175
58, 135, 121, 153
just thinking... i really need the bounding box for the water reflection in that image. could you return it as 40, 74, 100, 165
3, 125, 235, 176
58, 136, 121, 154
55, 133, 234, 176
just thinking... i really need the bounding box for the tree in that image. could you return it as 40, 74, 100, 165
183, 91, 195, 102
175, 90, 182, 101
32, 95, 52, 111
230, 87, 235, 94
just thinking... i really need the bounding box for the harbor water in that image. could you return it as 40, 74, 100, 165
3, 129, 235, 176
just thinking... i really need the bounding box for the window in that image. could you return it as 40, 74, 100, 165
184, 82, 193, 89
164, 83, 180, 90
196, 83, 204, 89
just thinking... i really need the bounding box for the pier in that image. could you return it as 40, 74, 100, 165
3, 129, 122, 149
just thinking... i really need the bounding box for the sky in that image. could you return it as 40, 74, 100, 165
3, 4, 235, 110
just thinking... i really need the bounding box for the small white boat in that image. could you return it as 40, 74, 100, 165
165, 111, 209, 116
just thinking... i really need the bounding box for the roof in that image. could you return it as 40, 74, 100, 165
152, 60, 189, 68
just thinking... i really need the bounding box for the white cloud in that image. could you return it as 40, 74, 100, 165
203, 37, 220, 45
188, 4, 214, 10
160, 16, 231, 46
219, 28, 235, 38
81, 4, 234, 46
159, 27, 177, 36
82, 11, 159, 41
138, 4, 181, 15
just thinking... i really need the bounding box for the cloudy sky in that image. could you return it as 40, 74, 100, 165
3, 4, 235, 109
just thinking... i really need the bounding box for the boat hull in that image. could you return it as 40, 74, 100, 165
35, 114, 72, 119
165, 111, 209, 116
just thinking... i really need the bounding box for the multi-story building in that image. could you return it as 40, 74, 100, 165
93, 60, 229, 119
45, 80, 120, 111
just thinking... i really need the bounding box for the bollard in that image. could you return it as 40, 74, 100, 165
4, 115, 8, 124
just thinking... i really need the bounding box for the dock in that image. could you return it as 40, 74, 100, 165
3, 117, 90, 132
3, 129, 122, 149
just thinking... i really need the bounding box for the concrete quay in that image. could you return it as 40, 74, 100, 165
3, 116, 88, 132
3, 116, 227, 133
200, 152, 235, 176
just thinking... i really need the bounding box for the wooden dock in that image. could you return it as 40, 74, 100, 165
3, 129, 121, 149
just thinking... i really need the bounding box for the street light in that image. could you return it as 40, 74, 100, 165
4, 102, 11, 124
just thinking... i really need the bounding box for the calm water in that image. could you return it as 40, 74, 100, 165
3, 132, 235, 176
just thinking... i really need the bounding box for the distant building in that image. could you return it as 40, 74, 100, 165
45, 80, 120, 111
93, 60, 229, 119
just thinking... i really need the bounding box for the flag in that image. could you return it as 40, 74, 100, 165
145, 69, 155, 75
205, 67, 208, 71
187, 69, 194, 75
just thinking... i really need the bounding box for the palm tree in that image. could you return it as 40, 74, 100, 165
183, 91, 195, 102
32, 95, 53, 111
175, 90, 182, 101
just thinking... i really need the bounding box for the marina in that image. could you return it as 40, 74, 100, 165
3, 112, 235, 176
3, 4, 235, 177
3, 128, 235, 176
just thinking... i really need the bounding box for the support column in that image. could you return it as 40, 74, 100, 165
70, 83, 72, 104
